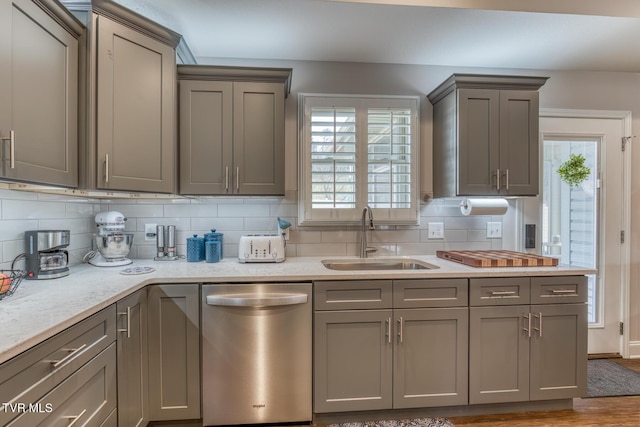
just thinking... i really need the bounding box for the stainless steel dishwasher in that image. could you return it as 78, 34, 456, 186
202, 282, 312, 426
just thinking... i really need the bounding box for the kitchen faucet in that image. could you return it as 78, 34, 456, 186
360, 206, 376, 258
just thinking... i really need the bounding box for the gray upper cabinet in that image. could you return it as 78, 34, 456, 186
428, 74, 548, 198
178, 65, 291, 195
0, 0, 81, 187
93, 0, 178, 193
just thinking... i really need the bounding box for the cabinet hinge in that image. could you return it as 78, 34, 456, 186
622, 136, 636, 151
620, 322, 624, 335
621, 230, 625, 244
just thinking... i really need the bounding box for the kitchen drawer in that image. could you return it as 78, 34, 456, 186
7, 342, 117, 427
314, 280, 392, 310
469, 277, 530, 306
393, 278, 468, 308
0, 305, 116, 426
530, 276, 588, 304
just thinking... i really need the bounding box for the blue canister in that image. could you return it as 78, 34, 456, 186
204, 229, 224, 259
205, 240, 221, 263
186, 234, 205, 262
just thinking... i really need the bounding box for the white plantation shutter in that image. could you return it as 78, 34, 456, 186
300, 95, 418, 225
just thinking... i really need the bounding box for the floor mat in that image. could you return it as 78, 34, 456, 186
588, 358, 640, 397
328, 418, 454, 427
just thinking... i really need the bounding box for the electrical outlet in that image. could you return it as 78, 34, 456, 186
486, 222, 502, 239
428, 222, 444, 239
144, 223, 157, 241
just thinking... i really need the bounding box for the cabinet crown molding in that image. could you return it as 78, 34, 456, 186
92, 0, 182, 48
427, 73, 549, 104
177, 65, 293, 97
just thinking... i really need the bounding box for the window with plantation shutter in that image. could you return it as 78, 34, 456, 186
299, 94, 419, 225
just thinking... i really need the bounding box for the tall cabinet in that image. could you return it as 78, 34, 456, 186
428, 74, 548, 198
178, 65, 292, 195
91, 0, 178, 193
0, 0, 81, 187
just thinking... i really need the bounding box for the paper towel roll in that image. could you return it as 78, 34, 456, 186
460, 198, 509, 216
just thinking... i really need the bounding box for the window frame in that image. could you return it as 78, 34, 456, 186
298, 93, 420, 226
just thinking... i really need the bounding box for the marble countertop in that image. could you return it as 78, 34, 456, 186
0, 255, 595, 364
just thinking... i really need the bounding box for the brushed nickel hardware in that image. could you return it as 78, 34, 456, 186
534, 312, 542, 337
206, 293, 308, 308
50, 343, 87, 369
1, 130, 15, 168
550, 289, 576, 294
63, 408, 87, 427
386, 317, 391, 344
117, 307, 131, 338
104, 154, 109, 183
236, 166, 240, 192
225, 166, 229, 191
490, 290, 517, 296
397, 317, 404, 343
495, 169, 500, 191
523, 313, 531, 338
505, 169, 509, 190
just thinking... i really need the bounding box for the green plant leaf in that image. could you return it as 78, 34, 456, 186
557, 153, 591, 187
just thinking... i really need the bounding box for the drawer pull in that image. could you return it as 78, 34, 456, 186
50, 344, 87, 369
490, 290, 517, 296
63, 408, 87, 426
550, 289, 576, 294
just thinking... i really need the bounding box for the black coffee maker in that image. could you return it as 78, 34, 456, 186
25, 230, 70, 279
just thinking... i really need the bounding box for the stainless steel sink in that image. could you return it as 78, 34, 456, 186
321, 258, 439, 271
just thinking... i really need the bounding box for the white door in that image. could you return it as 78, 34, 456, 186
539, 113, 630, 355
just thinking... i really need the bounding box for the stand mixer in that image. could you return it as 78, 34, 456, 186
88, 211, 134, 267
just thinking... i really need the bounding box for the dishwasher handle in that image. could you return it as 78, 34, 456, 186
206, 292, 308, 308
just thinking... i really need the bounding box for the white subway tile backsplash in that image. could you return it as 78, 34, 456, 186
0, 190, 504, 268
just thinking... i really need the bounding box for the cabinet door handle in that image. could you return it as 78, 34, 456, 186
1, 130, 15, 169
104, 154, 110, 183
386, 317, 391, 344
397, 317, 404, 343
236, 166, 240, 192
534, 312, 543, 337
50, 344, 88, 369
225, 166, 229, 191
117, 307, 131, 338
505, 169, 510, 190
495, 169, 500, 191
523, 313, 531, 338
63, 408, 87, 427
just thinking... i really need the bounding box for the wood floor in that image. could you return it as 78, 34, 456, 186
449, 358, 640, 426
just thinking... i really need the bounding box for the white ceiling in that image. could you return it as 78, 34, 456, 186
116, 0, 640, 72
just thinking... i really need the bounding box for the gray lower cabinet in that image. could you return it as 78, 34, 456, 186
0, 306, 117, 426
116, 288, 148, 427
0, 0, 81, 187
178, 65, 291, 195
147, 284, 200, 421
469, 276, 588, 405
314, 279, 468, 413
93, 0, 178, 193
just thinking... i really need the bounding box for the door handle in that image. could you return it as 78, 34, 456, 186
225, 166, 229, 191
1, 130, 15, 169
104, 154, 110, 183
117, 307, 131, 338
523, 313, 532, 338
495, 169, 500, 191
397, 317, 404, 343
236, 166, 240, 192
386, 317, 391, 344
534, 312, 543, 337
206, 293, 308, 307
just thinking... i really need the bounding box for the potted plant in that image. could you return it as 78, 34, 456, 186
557, 153, 591, 187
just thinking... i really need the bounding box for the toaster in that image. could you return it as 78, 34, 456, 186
238, 234, 286, 263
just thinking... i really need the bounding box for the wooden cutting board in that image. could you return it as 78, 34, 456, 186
436, 250, 559, 267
